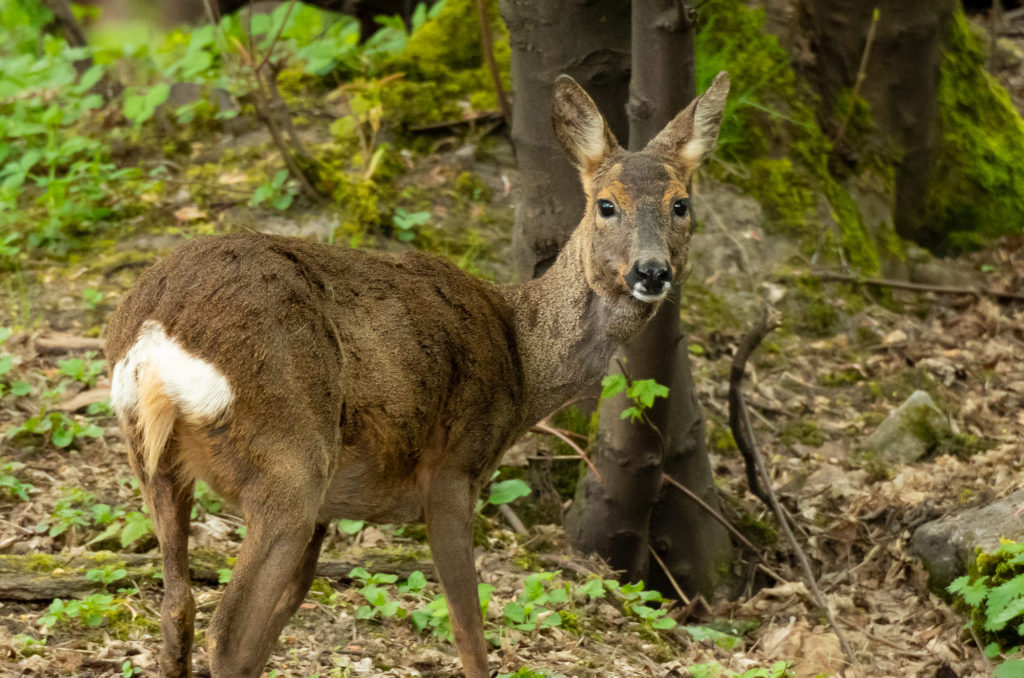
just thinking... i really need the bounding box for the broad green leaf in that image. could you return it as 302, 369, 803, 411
488, 478, 531, 505
600, 374, 627, 399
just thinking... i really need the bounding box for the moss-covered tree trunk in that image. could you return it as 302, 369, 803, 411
803, 0, 956, 247
499, 0, 630, 279
563, 0, 733, 594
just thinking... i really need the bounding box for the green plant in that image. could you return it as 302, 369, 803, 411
348, 566, 404, 619
81, 288, 104, 310
502, 571, 566, 632
686, 662, 793, 678
38, 593, 125, 629
251, 169, 297, 211
88, 504, 153, 548
193, 480, 223, 517
392, 207, 430, 242
0, 460, 34, 500
337, 518, 364, 535
36, 487, 95, 540
7, 408, 103, 448
949, 539, 1024, 675
600, 374, 669, 423
121, 660, 142, 677
487, 477, 531, 506
58, 354, 105, 388
86, 565, 128, 588
0, 328, 29, 397
412, 582, 493, 642
10, 633, 46, 657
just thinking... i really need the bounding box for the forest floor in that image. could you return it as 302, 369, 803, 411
3, 11, 1024, 668
0, 123, 1021, 677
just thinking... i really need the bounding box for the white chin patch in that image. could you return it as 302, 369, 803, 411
630, 285, 669, 303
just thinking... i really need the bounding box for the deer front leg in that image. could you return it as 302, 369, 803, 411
423, 470, 490, 678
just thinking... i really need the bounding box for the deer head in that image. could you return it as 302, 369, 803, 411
552, 72, 730, 305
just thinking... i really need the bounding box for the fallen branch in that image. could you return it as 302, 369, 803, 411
0, 549, 433, 602
730, 305, 857, 666
833, 7, 879, 147
808, 270, 1024, 303
498, 504, 529, 536
648, 544, 690, 606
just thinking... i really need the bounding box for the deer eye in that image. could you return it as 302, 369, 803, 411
597, 199, 616, 218
673, 199, 690, 217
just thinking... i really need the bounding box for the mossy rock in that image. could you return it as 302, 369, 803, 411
927, 12, 1024, 252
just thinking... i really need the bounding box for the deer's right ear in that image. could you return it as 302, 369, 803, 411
552, 75, 618, 182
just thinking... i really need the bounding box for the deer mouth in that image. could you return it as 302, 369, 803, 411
629, 282, 670, 303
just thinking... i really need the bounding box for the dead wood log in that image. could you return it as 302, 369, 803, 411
0, 549, 433, 602
34, 334, 105, 356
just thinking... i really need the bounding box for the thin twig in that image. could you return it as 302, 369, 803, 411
833, 7, 880, 146
648, 545, 690, 606
808, 269, 1024, 303
732, 306, 857, 666
660, 473, 788, 586
256, 0, 298, 73
532, 421, 602, 485
473, 0, 511, 126
729, 311, 775, 508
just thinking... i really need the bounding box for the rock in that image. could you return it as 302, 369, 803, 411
910, 488, 1024, 590
860, 390, 951, 464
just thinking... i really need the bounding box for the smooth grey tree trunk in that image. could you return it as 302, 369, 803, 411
500, 0, 631, 279
564, 0, 734, 595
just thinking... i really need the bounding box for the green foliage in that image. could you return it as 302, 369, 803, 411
686, 662, 793, 678
38, 593, 125, 629
0, 460, 34, 500
337, 518, 365, 535
487, 478, 532, 506
695, 0, 887, 274
7, 408, 103, 448
380, 0, 510, 128
85, 565, 128, 588
949, 539, 1024, 673
503, 571, 566, 632
81, 288, 104, 310
392, 207, 431, 242
58, 354, 105, 388
928, 12, 1024, 251
600, 375, 669, 423
251, 169, 297, 211
0, 328, 30, 397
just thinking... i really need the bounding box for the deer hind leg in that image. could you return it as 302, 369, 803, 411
205, 443, 329, 678
263, 522, 327, 638
134, 437, 196, 678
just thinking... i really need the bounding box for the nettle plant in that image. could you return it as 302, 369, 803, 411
949, 539, 1024, 677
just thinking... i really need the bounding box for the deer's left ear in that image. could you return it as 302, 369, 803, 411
646, 71, 730, 167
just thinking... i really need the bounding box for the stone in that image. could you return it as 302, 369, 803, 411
860, 390, 951, 464
910, 488, 1024, 590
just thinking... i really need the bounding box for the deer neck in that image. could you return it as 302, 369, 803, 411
502, 229, 657, 426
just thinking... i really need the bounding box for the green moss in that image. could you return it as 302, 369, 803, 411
381, 0, 509, 129
927, 12, 1024, 251
696, 0, 893, 274
708, 422, 737, 455
780, 419, 826, 448
819, 367, 864, 388
782, 277, 839, 337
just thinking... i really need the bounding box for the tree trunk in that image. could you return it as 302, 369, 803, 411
500, 0, 631, 279
803, 0, 956, 247
564, 0, 734, 594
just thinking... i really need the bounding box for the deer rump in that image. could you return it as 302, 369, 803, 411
107, 232, 525, 523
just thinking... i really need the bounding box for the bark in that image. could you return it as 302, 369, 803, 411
803, 0, 956, 246
499, 0, 631, 279
564, 0, 733, 594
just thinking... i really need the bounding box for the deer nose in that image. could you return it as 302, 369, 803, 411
625, 259, 672, 299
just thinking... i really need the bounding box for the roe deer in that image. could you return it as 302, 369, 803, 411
106, 72, 729, 678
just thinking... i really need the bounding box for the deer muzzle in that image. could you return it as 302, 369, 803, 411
625, 258, 672, 302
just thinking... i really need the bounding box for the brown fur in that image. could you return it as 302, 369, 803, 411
107, 72, 730, 678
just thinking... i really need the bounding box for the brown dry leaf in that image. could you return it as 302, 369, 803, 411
174, 205, 207, 221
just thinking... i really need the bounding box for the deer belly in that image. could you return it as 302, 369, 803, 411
318, 457, 424, 524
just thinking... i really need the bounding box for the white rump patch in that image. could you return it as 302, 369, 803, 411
111, 320, 233, 422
